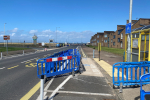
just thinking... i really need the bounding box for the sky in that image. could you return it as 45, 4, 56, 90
0, 0, 150, 43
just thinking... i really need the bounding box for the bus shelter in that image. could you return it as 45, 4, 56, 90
124, 25, 150, 62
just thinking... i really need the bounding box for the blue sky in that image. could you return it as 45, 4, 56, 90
0, 0, 150, 43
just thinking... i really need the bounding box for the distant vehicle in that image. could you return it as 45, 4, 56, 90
56, 44, 60, 47
56, 43, 63, 47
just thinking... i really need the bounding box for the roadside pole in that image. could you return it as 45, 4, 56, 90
6, 40, 8, 55
127, 0, 133, 79
40, 75, 44, 100
1, 51, 2, 59
93, 48, 95, 58
98, 43, 101, 61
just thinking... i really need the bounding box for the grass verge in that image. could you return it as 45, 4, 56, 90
86, 45, 125, 56
0, 47, 30, 52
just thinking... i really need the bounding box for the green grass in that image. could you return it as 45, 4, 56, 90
0, 47, 30, 52
86, 45, 125, 56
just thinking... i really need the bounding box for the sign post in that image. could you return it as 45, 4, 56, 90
3, 35, 10, 55
98, 43, 101, 61
126, 0, 133, 79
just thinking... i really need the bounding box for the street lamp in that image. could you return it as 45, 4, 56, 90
56, 27, 60, 43
4, 23, 7, 47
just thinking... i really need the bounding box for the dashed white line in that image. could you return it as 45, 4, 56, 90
0, 67, 5, 69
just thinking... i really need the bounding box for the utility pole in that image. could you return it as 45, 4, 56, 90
127, 0, 133, 78
127, 0, 132, 62
4, 23, 6, 47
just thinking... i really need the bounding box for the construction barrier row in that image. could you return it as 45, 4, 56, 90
37, 48, 81, 78
113, 61, 150, 99
113, 61, 150, 86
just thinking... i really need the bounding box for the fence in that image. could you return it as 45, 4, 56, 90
140, 73, 150, 100
37, 47, 81, 100
112, 61, 150, 92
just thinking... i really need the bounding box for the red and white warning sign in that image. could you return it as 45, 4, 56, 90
3, 35, 10, 40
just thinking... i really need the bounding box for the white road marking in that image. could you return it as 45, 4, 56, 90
49, 75, 72, 100
30, 59, 34, 60
45, 90, 112, 96
0, 67, 5, 69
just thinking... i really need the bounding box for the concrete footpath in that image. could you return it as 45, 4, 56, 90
82, 46, 150, 100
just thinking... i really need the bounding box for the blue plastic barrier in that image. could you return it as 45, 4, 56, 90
140, 73, 150, 100
113, 61, 150, 87
37, 49, 81, 78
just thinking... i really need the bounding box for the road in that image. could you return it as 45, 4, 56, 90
0, 46, 76, 100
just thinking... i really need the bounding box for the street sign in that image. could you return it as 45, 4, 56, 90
125, 23, 131, 34
3, 35, 10, 40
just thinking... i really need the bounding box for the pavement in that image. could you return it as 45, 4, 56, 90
0, 46, 75, 100
82, 46, 150, 100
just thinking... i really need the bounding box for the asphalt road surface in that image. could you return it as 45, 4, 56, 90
0, 46, 77, 100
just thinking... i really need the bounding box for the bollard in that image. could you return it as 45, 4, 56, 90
73, 49, 74, 56
93, 48, 95, 58
1, 51, 2, 59
40, 75, 44, 100
23, 50, 24, 55
119, 82, 123, 93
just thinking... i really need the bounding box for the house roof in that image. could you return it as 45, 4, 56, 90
118, 25, 126, 29
97, 32, 104, 34
131, 25, 150, 32
104, 31, 115, 34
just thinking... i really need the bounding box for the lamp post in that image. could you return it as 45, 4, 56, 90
56, 27, 60, 43
127, 0, 133, 80
4, 23, 6, 47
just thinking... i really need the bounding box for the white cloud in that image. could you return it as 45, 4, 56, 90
10, 33, 15, 36
42, 29, 51, 33
20, 34, 27, 36
8, 28, 18, 33
12, 28, 18, 32
0, 35, 3, 37
29, 30, 38, 34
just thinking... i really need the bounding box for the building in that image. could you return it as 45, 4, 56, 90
90, 18, 150, 49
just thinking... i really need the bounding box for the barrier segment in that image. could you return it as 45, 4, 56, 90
113, 61, 150, 87
37, 49, 81, 78
140, 73, 150, 100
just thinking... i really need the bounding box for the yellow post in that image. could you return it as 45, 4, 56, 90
125, 34, 127, 62
143, 35, 147, 61
98, 43, 101, 61
98, 43, 99, 51
138, 32, 142, 62
148, 30, 150, 61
